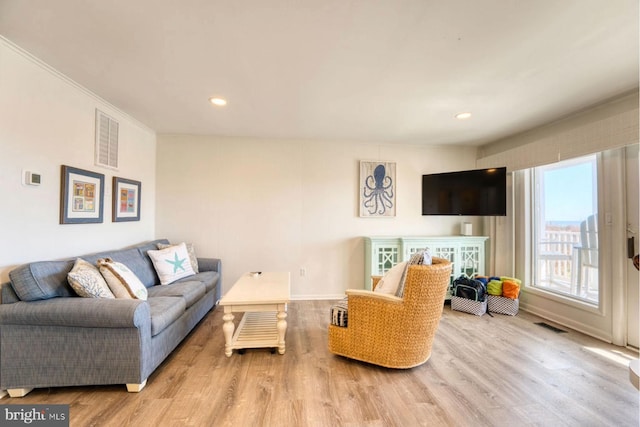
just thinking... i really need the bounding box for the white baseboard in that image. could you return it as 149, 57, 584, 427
519, 303, 612, 343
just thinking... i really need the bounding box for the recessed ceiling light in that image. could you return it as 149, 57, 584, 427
209, 97, 227, 106
455, 112, 472, 120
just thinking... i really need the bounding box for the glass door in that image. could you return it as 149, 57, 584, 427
532, 154, 599, 304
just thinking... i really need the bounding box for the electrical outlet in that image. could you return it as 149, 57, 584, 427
300, 267, 306, 277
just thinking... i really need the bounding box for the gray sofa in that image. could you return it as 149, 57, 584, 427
0, 239, 221, 397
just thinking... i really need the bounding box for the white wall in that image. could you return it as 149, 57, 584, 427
0, 39, 157, 283
156, 134, 480, 298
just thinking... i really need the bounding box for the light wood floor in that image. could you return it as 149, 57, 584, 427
1, 301, 638, 427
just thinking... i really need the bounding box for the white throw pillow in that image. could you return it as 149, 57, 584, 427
67, 258, 115, 299
97, 258, 148, 300
374, 262, 408, 295
147, 242, 196, 285
156, 242, 199, 273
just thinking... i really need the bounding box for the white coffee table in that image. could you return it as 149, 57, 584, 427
219, 272, 290, 357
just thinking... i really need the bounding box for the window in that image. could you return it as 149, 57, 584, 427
532, 154, 598, 303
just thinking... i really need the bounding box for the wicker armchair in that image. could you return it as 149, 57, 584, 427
328, 258, 452, 368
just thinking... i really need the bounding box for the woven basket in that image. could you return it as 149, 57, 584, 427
488, 295, 519, 315
451, 295, 487, 316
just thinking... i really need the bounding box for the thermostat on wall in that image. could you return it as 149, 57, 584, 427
23, 170, 42, 186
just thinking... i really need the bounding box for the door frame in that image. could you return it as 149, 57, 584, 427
625, 144, 639, 349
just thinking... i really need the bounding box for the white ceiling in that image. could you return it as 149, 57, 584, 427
0, 0, 638, 146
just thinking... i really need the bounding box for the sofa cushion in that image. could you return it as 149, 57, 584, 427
147, 296, 186, 336
67, 258, 115, 299
174, 271, 219, 293
147, 243, 196, 285
157, 242, 199, 274
84, 247, 158, 289
9, 260, 76, 301
1, 283, 20, 304
134, 239, 170, 286
147, 281, 205, 308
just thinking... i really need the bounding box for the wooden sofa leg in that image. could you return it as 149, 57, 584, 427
7, 388, 33, 398
126, 379, 147, 393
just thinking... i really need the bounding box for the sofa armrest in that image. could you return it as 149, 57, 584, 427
197, 257, 221, 273
0, 297, 149, 329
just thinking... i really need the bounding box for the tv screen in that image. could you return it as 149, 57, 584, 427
421, 167, 507, 216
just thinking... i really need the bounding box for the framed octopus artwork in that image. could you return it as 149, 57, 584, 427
359, 161, 396, 217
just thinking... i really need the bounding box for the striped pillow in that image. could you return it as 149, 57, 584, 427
330, 298, 349, 327
395, 248, 432, 298
97, 258, 148, 300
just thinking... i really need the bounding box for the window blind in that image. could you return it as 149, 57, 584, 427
477, 92, 638, 171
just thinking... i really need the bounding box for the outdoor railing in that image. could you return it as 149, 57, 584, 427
539, 229, 581, 283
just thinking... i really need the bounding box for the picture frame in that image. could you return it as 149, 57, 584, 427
359, 160, 396, 217
60, 165, 105, 224
112, 176, 141, 222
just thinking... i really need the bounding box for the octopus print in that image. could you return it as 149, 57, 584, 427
362, 163, 395, 216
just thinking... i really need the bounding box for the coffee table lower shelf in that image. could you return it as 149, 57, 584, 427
224, 310, 287, 356
233, 311, 278, 351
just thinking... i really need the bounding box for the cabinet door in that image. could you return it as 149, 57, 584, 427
373, 244, 400, 276
459, 244, 483, 277
428, 245, 456, 265
404, 243, 428, 260
426, 244, 457, 292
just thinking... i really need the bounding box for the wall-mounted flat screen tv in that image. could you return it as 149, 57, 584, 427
422, 167, 507, 216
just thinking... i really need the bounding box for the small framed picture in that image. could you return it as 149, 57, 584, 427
60, 165, 105, 224
112, 177, 141, 222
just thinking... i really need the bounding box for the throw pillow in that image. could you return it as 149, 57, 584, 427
67, 258, 115, 299
147, 242, 196, 285
374, 262, 408, 295
156, 242, 199, 273
330, 297, 349, 327
99, 264, 133, 299
97, 258, 148, 300
395, 249, 432, 298
408, 248, 433, 266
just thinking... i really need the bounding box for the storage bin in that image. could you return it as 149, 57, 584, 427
451, 295, 487, 316
488, 295, 519, 316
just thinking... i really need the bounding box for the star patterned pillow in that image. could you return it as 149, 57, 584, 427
156, 242, 199, 273
147, 242, 196, 285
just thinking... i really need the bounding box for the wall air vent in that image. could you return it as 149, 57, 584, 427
95, 109, 119, 169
